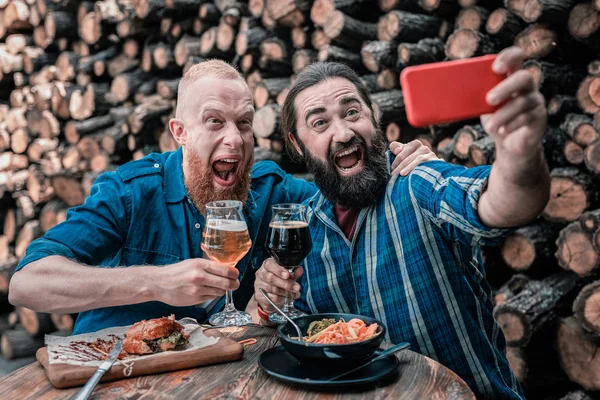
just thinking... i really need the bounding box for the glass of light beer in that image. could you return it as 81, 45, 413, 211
265, 203, 312, 324
201, 200, 252, 327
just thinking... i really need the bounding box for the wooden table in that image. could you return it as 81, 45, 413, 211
0, 326, 475, 399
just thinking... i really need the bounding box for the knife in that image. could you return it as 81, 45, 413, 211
325, 342, 410, 382
72, 339, 123, 400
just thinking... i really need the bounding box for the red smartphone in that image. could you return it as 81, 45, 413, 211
400, 54, 507, 127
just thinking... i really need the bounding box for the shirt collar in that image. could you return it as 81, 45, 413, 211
164, 147, 187, 203
163, 147, 261, 209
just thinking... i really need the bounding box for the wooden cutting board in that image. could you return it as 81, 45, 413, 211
36, 329, 244, 389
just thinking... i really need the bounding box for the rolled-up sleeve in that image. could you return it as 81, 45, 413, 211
407, 161, 513, 246
16, 171, 129, 272
283, 173, 318, 203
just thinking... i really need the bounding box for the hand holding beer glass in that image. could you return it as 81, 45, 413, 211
265, 203, 312, 324
201, 200, 252, 327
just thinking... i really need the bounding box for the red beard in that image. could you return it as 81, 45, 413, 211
183, 147, 253, 214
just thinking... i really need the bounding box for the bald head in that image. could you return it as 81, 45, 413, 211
176, 59, 246, 119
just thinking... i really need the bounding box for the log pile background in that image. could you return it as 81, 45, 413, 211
0, 0, 599, 397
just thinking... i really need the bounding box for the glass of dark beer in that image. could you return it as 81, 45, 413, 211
265, 203, 312, 324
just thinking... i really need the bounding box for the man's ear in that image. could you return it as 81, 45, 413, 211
287, 132, 303, 157
169, 118, 187, 145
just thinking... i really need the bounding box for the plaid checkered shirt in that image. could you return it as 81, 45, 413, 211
294, 156, 525, 400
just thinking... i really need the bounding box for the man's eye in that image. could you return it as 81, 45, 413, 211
313, 120, 325, 127
208, 118, 220, 124
346, 109, 358, 116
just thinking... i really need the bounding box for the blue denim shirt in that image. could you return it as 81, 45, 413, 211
15, 148, 317, 334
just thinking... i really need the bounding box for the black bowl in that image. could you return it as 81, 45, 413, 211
277, 313, 386, 362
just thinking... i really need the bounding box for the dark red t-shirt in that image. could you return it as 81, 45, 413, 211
334, 205, 359, 241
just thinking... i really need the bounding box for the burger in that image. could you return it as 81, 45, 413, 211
123, 315, 190, 355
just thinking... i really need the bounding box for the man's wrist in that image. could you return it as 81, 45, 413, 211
257, 303, 270, 321
257, 304, 278, 327
494, 145, 547, 187
138, 266, 162, 303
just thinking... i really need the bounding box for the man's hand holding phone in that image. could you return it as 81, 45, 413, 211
480, 46, 547, 160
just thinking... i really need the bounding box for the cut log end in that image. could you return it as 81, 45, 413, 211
445, 28, 492, 60
568, 3, 600, 42
582, 291, 600, 333
558, 317, 600, 391
502, 235, 535, 271
585, 141, 600, 174
556, 223, 598, 277
457, 7, 487, 31
515, 25, 557, 60
496, 312, 526, 346
505, 347, 527, 383
544, 176, 588, 223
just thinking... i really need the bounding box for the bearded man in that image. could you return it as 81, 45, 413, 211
254, 47, 550, 400
8, 60, 435, 334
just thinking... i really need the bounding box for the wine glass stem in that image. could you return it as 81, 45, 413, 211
283, 268, 295, 312
223, 262, 238, 313
224, 289, 236, 312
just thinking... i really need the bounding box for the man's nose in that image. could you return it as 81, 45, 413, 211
223, 123, 244, 148
331, 118, 354, 143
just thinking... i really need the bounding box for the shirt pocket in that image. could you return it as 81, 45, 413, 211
122, 247, 181, 266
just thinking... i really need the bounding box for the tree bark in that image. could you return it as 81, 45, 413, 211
397, 37, 444, 66
468, 135, 495, 166
561, 114, 599, 147
1, 328, 45, 360
548, 95, 580, 123
254, 77, 291, 108
452, 124, 485, 160
361, 40, 398, 73
418, 0, 460, 18
543, 126, 585, 167
235, 26, 269, 56
524, 60, 587, 97
507, 0, 577, 25
371, 89, 406, 126
318, 44, 365, 72
485, 8, 525, 45
110, 69, 150, 103
494, 271, 582, 347
378, 10, 442, 42
323, 10, 377, 44
494, 273, 530, 307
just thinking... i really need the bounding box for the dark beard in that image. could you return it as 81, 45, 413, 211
299, 130, 389, 209
183, 147, 252, 214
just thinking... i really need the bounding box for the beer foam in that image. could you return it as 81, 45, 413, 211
206, 219, 248, 232
269, 220, 309, 228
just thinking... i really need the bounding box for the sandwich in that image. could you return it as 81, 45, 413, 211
123, 314, 190, 355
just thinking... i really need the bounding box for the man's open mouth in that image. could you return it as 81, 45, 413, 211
333, 145, 364, 173
212, 158, 239, 186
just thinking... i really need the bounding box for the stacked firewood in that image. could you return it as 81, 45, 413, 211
0, 0, 599, 396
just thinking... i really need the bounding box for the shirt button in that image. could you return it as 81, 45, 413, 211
187, 198, 192, 203
195, 223, 201, 229
153, 163, 160, 168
